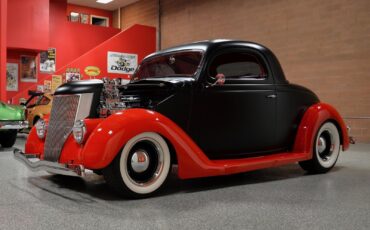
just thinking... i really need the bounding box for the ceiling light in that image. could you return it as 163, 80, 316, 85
96, 0, 113, 4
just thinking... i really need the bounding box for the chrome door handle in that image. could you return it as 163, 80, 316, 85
266, 94, 277, 99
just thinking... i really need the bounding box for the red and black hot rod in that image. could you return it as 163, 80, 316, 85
15, 40, 350, 197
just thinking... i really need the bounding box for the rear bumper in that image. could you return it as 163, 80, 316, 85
0, 121, 28, 129
13, 148, 85, 177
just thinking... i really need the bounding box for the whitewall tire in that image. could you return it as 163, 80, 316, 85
103, 132, 172, 198
299, 122, 341, 173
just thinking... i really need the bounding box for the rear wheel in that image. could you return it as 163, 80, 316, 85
0, 130, 17, 148
103, 132, 171, 198
299, 122, 340, 173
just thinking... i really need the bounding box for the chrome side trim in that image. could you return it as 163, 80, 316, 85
0, 121, 28, 129
13, 148, 85, 177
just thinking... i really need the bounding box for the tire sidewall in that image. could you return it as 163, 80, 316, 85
314, 122, 340, 169
119, 132, 171, 195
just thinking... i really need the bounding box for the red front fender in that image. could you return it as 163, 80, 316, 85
81, 109, 219, 179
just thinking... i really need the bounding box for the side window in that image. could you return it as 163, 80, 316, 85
38, 96, 50, 106
209, 52, 267, 80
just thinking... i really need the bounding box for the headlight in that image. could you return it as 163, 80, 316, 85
35, 119, 46, 139
72, 120, 86, 144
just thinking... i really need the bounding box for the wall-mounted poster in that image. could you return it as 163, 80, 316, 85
80, 14, 89, 24
107, 51, 138, 75
40, 48, 56, 73
20, 55, 37, 82
70, 12, 79, 22
51, 75, 63, 92
44, 80, 52, 93
37, 85, 44, 92
66, 68, 81, 82
6, 63, 18, 91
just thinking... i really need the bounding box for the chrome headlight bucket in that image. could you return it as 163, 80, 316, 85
72, 120, 86, 144
35, 119, 46, 139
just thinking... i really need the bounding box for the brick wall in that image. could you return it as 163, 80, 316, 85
120, 0, 158, 30
120, 0, 370, 142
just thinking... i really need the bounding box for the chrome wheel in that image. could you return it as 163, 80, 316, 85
315, 122, 340, 168
130, 150, 150, 173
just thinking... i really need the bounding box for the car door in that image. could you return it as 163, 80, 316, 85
188, 48, 278, 159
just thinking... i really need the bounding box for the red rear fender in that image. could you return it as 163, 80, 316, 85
293, 103, 350, 156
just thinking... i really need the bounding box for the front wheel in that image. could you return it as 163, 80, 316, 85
0, 130, 17, 148
299, 122, 341, 173
103, 132, 172, 198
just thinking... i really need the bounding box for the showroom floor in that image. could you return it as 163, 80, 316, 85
0, 135, 369, 230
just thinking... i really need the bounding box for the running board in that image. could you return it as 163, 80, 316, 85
178, 152, 311, 179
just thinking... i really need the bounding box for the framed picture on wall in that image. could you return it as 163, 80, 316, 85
6, 63, 18, 91
37, 85, 44, 93
66, 72, 81, 82
40, 48, 56, 73
44, 80, 52, 93
70, 12, 80, 22
51, 75, 63, 93
20, 55, 37, 82
80, 14, 89, 24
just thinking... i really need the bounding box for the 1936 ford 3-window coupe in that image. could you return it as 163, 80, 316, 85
15, 40, 350, 197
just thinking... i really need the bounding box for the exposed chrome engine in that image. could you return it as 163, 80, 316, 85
99, 78, 127, 117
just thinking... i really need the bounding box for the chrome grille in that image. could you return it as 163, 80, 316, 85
44, 95, 80, 161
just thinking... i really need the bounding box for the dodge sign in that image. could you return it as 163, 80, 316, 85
107, 51, 138, 75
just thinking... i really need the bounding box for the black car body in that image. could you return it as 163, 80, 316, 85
16, 40, 349, 198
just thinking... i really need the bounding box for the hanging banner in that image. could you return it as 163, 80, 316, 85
40, 48, 56, 73
51, 75, 63, 92
6, 63, 18, 91
107, 51, 137, 75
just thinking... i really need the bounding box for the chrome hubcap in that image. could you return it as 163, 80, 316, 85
317, 130, 334, 162
317, 137, 327, 154
130, 150, 150, 173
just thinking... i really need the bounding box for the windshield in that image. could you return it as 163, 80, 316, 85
132, 51, 203, 80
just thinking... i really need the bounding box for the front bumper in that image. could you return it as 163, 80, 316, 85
0, 120, 28, 130
13, 148, 85, 177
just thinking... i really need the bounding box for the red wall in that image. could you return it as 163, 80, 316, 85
49, 24, 156, 80
67, 4, 113, 27
10, 24, 156, 103
7, 0, 121, 102
0, 0, 7, 101
47, 0, 119, 73
7, 0, 49, 51
6, 50, 38, 100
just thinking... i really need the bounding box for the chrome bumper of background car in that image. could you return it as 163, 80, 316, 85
0, 121, 28, 129
13, 148, 85, 177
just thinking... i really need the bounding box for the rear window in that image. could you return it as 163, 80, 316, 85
209, 52, 267, 79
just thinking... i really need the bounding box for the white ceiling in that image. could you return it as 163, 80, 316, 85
67, 0, 139, 11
